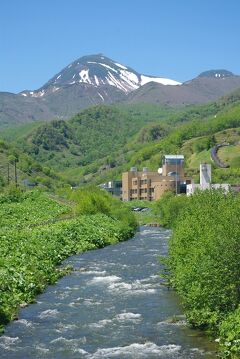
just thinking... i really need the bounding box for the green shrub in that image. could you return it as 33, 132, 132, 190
0, 185, 23, 203
153, 191, 187, 227
219, 306, 240, 358
166, 190, 240, 357
70, 186, 137, 233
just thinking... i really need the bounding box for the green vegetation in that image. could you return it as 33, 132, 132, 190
60, 100, 240, 186
13, 105, 174, 177
0, 90, 239, 356
123, 199, 159, 225
1, 96, 240, 187
153, 191, 187, 227
218, 143, 240, 167
0, 139, 67, 190
156, 190, 240, 358
0, 121, 44, 143
0, 188, 136, 332
0, 189, 70, 229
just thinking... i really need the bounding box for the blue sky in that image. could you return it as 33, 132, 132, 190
1, 0, 240, 93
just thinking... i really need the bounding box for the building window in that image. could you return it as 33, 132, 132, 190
131, 189, 138, 194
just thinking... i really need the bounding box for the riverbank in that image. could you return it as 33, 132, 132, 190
0, 227, 218, 359
155, 190, 240, 359
0, 188, 137, 332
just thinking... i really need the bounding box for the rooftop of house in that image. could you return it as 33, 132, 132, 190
163, 155, 184, 160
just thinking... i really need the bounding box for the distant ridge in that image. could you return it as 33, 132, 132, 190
198, 69, 234, 78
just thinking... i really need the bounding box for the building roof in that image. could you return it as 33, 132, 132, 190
164, 155, 184, 160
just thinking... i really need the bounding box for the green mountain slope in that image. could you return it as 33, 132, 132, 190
1, 104, 176, 183
0, 140, 66, 190
69, 99, 240, 186
1, 93, 240, 188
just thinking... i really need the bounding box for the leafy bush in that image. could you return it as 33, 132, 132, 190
70, 186, 137, 234
165, 190, 240, 357
0, 185, 23, 203
219, 306, 240, 358
72, 186, 111, 216
153, 191, 187, 227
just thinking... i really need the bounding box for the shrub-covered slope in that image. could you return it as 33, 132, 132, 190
9, 105, 174, 176
1, 93, 240, 187
156, 191, 240, 358
0, 140, 66, 190
77, 100, 240, 186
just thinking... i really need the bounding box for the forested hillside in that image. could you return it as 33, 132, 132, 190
57, 96, 240, 186
1, 91, 240, 187
0, 139, 66, 190
0, 104, 176, 184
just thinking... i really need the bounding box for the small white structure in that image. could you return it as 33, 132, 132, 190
187, 164, 230, 196
200, 163, 211, 189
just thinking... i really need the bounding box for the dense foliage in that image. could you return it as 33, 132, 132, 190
0, 189, 136, 332
69, 186, 137, 231
157, 190, 240, 358
60, 100, 240, 186
0, 139, 66, 190
153, 191, 187, 227
18, 105, 169, 174
0, 189, 70, 229
1, 98, 240, 187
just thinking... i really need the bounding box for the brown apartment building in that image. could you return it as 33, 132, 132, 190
122, 155, 191, 201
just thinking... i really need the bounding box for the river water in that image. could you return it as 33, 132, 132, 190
0, 227, 217, 358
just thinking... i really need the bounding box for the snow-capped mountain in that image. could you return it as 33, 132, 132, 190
20, 54, 181, 98
1, 55, 239, 127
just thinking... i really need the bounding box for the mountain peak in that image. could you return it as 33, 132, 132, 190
198, 69, 234, 79
20, 54, 181, 98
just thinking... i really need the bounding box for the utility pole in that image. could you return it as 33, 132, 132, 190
175, 154, 178, 195
14, 159, 18, 187
7, 162, 10, 185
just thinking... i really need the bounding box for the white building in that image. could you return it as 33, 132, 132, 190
187, 164, 230, 196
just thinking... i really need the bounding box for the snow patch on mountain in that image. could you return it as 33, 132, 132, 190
79, 69, 91, 84
107, 72, 127, 92
31, 90, 45, 98
94, 75, 99, 86
52, 86, 60, 93
98, 92, 104, 101
141, 75, 181, 86
115, 62, 128, 70
120, 70, 139, 89
88, 61, 118, 73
